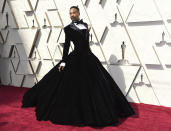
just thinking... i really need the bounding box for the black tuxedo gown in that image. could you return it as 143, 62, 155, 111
21, 21, 135, 127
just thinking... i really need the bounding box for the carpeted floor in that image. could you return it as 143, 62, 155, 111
0, 85, 171, 131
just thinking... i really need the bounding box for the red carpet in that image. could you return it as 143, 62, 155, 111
0, 85, 171, 131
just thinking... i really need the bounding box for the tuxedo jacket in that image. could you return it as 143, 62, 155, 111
61, 21, 90, 63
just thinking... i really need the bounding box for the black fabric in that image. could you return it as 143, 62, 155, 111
21, 20, 135, 127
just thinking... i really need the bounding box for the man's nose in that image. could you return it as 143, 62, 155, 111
71, 14, 74, 17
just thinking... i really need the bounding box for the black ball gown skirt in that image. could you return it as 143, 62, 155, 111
21, 49, 135, 127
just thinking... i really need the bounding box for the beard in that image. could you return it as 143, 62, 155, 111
71, 17, 79, 21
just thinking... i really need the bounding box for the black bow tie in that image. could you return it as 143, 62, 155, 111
72, 19, 84, 25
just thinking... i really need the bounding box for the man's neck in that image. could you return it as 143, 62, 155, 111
73, 18, 80, 21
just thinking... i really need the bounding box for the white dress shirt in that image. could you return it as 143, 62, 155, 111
74, 23, 87, 29
60, 23, 87, 67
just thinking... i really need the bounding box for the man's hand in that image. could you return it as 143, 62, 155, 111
58, 65, 65, 72
58, 62, 66, 72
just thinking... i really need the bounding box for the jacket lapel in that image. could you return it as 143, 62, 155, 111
69, 22, 89, 41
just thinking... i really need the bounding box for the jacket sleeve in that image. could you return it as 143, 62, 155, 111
61, 27, 71, 63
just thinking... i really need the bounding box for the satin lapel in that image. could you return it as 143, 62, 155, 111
69, 22, 88, 38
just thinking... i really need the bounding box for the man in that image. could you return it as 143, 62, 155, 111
58, 6, 88, 72
22, 6, 135, 127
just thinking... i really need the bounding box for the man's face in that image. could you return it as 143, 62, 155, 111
69, 8, 80, 21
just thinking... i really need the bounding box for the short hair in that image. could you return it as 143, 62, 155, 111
70, 6, 79, 12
